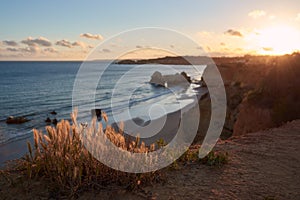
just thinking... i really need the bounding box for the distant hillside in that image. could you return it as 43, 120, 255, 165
116, 56, 214, 65
116, 55, 282, 66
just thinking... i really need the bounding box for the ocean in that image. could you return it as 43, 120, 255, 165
0, 61, 205, 164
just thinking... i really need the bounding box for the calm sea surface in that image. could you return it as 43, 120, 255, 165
0, 61, 205, 147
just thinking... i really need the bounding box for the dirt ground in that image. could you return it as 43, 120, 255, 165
142, 120, 300, 200
1, 120, 300, 200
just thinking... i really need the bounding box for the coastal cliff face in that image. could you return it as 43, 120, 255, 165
233, 100, 275, 135
193, 93, 211, 144
194, 82, 246, 143
194, 53, 300, 142
217, 53, 300, 136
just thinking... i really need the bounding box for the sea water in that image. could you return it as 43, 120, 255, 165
0, 61, 205, 146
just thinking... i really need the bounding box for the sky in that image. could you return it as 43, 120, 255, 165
0, 0, 300, 60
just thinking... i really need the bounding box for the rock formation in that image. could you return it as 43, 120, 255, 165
149, 71, 192, 87
6, 116, 30, 124
50, 110, 57, 115
91, 109, 102, 121
45, 117, 51, 123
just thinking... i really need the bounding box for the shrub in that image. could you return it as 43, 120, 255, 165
200, 151, 229, 166
172, 147, 228, 168
156, 138, 167, 148
14, 110, 162, 197
178, 148, 199, 163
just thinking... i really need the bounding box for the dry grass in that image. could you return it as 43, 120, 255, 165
13, 110, 163, 197
2, 110, 230, 198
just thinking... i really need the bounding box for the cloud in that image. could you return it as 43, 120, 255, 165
19, 46, 40, 54
6, 47, 18, 52
5, 46, 47, 55
262, 47, 273, 51
224, 29, 243, 37
5, 46, 58, 55
55, 40, 90, 49
72, 41, 87, 48
55, 39, 73, 48
248, 10, 266, 19
21, 37, 52, 47
44, 47, 58, 53
196, 31, 249, 56
4, 46, 39, 54
80, 33, 103, 40
2, 40, 18, 46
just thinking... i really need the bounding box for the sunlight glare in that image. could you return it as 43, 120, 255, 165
258, 25, 300, 55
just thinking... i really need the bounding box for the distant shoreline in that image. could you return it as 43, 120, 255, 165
0, 54, 283, 63
115, 54, 282, 65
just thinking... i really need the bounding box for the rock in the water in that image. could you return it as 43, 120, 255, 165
45, 117, 51, 123
91, 109, 102, 121
149, 71, 165, 86
52, 118, 58, 125
149, 71, 191, 87
180, 71, 191, 83
50, 110, 57, 115
200, 77, 207, 87
6, 116, 30, 124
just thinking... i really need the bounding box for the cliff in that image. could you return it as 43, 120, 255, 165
210, 53, 300, 137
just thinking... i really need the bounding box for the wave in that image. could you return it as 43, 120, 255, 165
0, 62, 205, 146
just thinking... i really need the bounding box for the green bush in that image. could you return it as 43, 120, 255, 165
200, 151, 229, 166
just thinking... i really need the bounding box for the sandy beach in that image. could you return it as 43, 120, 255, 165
121, 88, 208, 146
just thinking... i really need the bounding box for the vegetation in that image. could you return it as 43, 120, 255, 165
12, 110, 163, 197
233, 53, 300, 127
1, 111, 229, 197
156, 138, 167, 148
176, 146, 228, 167
200, 151, 229, 166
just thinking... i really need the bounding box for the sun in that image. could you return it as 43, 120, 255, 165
257, 24, 300, 55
